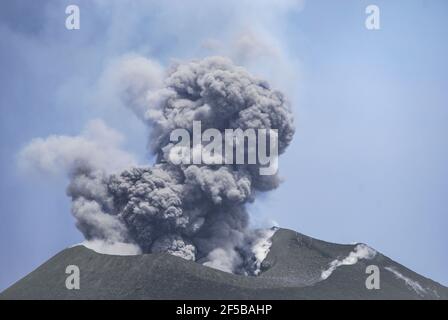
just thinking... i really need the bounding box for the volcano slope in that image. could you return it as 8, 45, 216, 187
1, 228, 447, 300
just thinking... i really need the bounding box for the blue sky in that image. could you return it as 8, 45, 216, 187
1, 0, 447, 290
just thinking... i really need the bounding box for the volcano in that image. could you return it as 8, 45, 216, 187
1, 228, 447, 300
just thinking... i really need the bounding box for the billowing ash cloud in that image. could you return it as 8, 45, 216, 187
20, 56, 294, 275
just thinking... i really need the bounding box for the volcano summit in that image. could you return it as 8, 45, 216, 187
2, 228, 447, 300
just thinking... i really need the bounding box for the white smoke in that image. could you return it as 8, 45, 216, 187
94, 54, 164, 119
251, 227, 277, 275
321, 244, 377, 280
19, 119, 136, 175
81, 240, 141, 256
385, 267, 428, 296
203, 248, 243, 273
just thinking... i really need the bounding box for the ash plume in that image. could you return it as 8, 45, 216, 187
21, 56, 295, 274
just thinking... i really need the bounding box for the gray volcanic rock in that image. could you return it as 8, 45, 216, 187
1, 229, 447, 300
